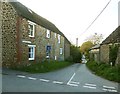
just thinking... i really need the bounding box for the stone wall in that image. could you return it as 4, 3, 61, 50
89, 49, 100, 62
2, 2, 66, 67
64, 39, 70, 60
2, 2, 18, 67
0, 1, 2, 67
19, 17, 65, 64
100, 44, 109, 63
116, 47, 120, 65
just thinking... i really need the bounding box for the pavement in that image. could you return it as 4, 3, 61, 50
2, 63, 120, 92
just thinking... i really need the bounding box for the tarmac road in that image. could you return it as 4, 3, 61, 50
2, 63, 119, 92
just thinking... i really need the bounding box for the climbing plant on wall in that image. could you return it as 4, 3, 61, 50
109, 44, 119, 66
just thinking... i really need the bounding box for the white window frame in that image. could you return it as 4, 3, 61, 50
58, 34, 61, 43
28, 21, 35, 38
46, 29, 50, 38
28, 45, 36, 60
60, 48, 63, 55
55, 33, 57, 38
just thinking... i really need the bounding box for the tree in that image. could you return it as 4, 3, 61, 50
70, 45, 82, 63
85, 33, 103, 45
80, 41, 93, 58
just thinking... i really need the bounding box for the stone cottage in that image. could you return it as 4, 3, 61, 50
100, 26, 120, 65
89, 44, 100, 63
1, 1, 71, 68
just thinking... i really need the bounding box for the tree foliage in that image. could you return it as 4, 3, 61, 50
70, 45, 82, 63
85, 33, 103, 45
80, 41, 93, 58
80, 41, 93, 53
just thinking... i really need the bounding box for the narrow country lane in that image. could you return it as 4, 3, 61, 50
2, 63, 119, 92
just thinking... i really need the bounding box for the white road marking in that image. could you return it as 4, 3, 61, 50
53, 81, 63, 84
67, 73, 76, 84
108, 89, 117, 92
40, 79, 49, 82
28, 77, 37, 80
17, 75, 26, 78
85, 83, 96, 87
67, 83, 78, 87
83, 85, 96, 89
102, 88, 117, 92
103, 85, 115, 89
70, 81, 79, 84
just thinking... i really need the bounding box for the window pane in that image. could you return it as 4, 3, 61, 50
60, 48, 63, 54
29, 52, 31, 58
28, 23, 34, 37
28, 46, 35, 60
46, 30, 50, 38
58, 35, 61, 43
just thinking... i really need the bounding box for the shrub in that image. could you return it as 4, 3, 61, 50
65, 56, 73, 62
70, 45, 82, 63
11, 61, 73, 73
109, 44, 119, 66
86, 60, 119, 82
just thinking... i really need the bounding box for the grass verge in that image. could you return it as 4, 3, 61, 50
11, 61, 73, 73
86, 61, 120, 83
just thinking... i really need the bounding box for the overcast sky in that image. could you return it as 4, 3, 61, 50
17, 0, 119, 46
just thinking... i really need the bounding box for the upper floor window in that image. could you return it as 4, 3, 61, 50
46, 29, 50, 38
28, 21, 35, 37
58, 34, 61, 43
55, 33, 57, 38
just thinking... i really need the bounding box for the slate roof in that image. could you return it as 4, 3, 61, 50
101, 26, 120, 45
90, 44, 100, 50
9, 1, 70, 44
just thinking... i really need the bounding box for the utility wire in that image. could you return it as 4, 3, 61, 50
82, 0, 112, 35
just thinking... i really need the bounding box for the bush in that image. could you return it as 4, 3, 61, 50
109, 44, 119, 66
70, 45, 82, 63
86, 60, 119, 82
11, 61, 73, 73
65, 56, 73, 62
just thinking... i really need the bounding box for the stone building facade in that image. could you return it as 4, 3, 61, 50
100, 26, 120, 64
89, 44, 100, 63
0, 1, 2, 67
1, 1, 70, 68
100, 44, 110, 63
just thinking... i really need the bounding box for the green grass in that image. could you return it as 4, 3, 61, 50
11, 61, 73, 73
86, 61, 120, 83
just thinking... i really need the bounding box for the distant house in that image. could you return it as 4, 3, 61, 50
1, 1, 70, 68
100, 26, 120, 65
89, 44, 100, 63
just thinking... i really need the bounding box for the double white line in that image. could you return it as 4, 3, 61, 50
102, 85, 117, 92
83, 83, 97, 89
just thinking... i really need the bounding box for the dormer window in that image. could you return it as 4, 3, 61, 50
46, 29, 50, 38
28, 21, 35, 37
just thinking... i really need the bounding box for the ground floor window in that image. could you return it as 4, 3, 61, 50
28, 45, 36, 60
46, 45, 51, 58
60, 48, 63, 55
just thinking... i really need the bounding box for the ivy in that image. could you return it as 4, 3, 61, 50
109, 44, 119, 66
